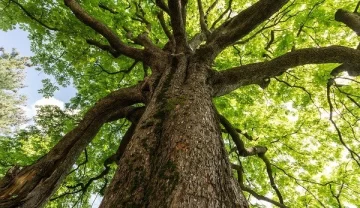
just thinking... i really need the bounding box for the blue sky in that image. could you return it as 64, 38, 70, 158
0, 29, 76, 118
1, 28, 103, 207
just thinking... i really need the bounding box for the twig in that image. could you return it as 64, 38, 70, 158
326, 81, 360, 167
218, 114, 267, 157
95, 60, 138, 75
10, 0, 59, 31
231, 164, 288, 208
98, 3, 118, 14
86, 39, 120, 58
157, 12, 174, 44
210, 0, 232, 30
67, 149, 88, 176
258, 153, 284, 205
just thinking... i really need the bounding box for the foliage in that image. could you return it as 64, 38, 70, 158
1, 0, 360, 207
0, 48, 28, 133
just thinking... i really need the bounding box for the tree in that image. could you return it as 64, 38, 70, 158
0, 48, 27, 134
0, 0, 360, 207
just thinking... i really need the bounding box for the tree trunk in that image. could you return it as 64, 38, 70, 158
0, 55, 248, 207
100, 55, 248, 207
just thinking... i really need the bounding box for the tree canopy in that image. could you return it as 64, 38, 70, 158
0, 48, 27, 133
1, 0, 360, 207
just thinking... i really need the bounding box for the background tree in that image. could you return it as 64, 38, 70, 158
0, 48, 28, 134
0, 0, 360, 207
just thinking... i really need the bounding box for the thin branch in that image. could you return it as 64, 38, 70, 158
64, 0, 144, 61
86, 39, 120, 58
326, 81, 360, 167
337, 99, 360, 127
231, 164, 288, 208
204, 0, 219, 22
273, 164, 336, 187
335, 86, 360, 99
10, 0, 59, 31
122, 27, 155, 48
134, 3, 151, 31
51, 156, 113, 201
330, 183, 344, 207
155, 0, 170, 14
210, 0, 232, 30
210, 46, 360, 97
235, 2, 298, 46
98, 3, 118, 14
51, 120, 139, 202
221, 128, 253, 141
67, 149, 88, 176
273, 164, 327, 207
258, 154, 284, 205
335, 86, 360, 109
336, 77, 360, 85
265, 30, 275, 51
50, 188, 82, 201
197, 0, 210, 35
274, 77, 321, 112
355, 1, 360, 13
218, 114, 267, 157
157, 12, 174, 43
95, 60, 138, 75
296, 1, 325, 37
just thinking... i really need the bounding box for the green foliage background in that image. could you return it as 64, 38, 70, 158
0, 0, 359, 207
0, 48, 27, 133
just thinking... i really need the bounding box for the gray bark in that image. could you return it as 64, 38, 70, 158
100, 55, 248, 207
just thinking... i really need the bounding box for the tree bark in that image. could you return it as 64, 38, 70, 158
0, 86, 143, 208
100, 55, 248, 207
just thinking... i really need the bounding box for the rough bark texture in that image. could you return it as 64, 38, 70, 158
100, 55, 248, 207
4, 0, 360, 207
211, 46, 360, 96
335, 9, 360, 35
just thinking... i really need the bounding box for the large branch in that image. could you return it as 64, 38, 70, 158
335, 9, 360, 35
201, 0, 289, 59
155, 0, 170, 14
333, 9, 360, 77
196, 0, 209, 35
157, 12, 174, 44
210, 46, 360, 97
64, 0, 144, 61
0, 85, 144, 208
168, 0, 189, 53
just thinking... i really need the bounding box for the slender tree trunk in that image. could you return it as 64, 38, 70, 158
101, 55, 248, 207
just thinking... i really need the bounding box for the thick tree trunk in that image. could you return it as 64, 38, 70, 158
0, 55, 248, 207
100, 55, 248, 207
